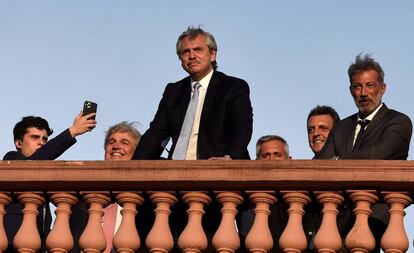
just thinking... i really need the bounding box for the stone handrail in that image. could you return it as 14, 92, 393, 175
0, 160, 413, 253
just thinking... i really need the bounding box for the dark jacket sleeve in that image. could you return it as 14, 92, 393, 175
3, 128, 76, 160
226, 79, 253, 159
133, 85, 173, 160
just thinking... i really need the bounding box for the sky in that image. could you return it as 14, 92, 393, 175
1, 1, 413, 251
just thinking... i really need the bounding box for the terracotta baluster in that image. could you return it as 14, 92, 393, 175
212, 191, 244, 253
279, 191, 310, 253
146, 192, 177, 253
79, 192, 111, 253
13, 192, 45, 253
380, 192, 412, 253
244, 191, 276, 253
345, 190, 378, 253
313, 191, 344, 253
178, 191, 211, 253
112, 192, 144, 253
46, 192, 78, 253
0, 192, 12, 253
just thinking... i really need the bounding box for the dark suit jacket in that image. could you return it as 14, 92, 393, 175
314, 104, 412, 253
3, 128, 76, 253
133, 70, 253, 160
315, 104, 412, 160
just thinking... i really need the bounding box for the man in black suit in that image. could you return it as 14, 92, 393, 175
315, 54, 412, 252
133, 26, 253, 160
3, 114, 96, 253
315, 54, 412, 160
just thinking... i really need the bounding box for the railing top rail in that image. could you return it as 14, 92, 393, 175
1, 160, 413, 192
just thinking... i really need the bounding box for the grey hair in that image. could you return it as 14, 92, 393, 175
176, 26, 218, 70
256, 135, 290, 159
348, 53, 385, 84
104, 121, 141, 148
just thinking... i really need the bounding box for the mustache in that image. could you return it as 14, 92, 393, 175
187, 60, 200, 67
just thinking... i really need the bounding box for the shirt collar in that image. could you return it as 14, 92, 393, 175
191, 69, 214, 90
358, 103, 383, 122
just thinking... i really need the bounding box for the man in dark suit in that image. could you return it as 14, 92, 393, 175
315, 54, 412, 252
133, 26, 253, 160
3, 114, 96, 253
315, 54, 412, 160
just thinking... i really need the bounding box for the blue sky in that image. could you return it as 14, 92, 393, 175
1, 1, 413, 251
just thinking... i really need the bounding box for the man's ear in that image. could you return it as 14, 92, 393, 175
381, 82, 387, 95
15, 139, 22, 149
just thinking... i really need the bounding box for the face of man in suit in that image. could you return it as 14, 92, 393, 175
105, 131, 138, 161
350, 69, 387, 118
178, 34, 217, 82
307, 114, 335, 153
257, 140, 291, 160
15, 127, 48, 157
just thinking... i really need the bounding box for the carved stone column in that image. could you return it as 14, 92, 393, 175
245, 191, 276, 253
146, 192, 177, 253
178, 191, 211, 253
112, 192, 144, 253
79, 192, 111, 253
46, 192, 78, 253
0, 192, 12, 252
313, 191, 344, 253
212, 191, 243, 253
380, 192, 412, 253
13, 192, 45, 253
279, 191, 310, 253
345, 190, 378, 253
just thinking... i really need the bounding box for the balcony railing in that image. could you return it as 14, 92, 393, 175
0, 160, 413, 253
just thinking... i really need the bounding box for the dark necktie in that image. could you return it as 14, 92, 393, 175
353, 119, 370, 150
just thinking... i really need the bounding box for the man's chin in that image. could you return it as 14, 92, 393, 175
108, 155, 125, 161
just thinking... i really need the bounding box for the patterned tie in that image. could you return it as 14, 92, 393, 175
353, 119, 370, 150
172, 83, 201, 160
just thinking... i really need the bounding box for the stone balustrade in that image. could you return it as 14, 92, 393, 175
0, 160, 413, 253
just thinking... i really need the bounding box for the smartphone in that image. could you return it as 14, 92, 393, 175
82, 101, 97, 120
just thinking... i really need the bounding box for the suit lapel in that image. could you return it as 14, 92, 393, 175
353, 104, 389, 150
179, 77, 192, 124
200, 71, 220, 126
347, 115, 358, 152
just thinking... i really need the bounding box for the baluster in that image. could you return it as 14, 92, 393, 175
79, 192, 111, 253
345, 190, 378, 253
46, 192, 78, 253
146, 192, 177, 253
212, 191, 243, 253
178, 191, 211, 253
13, 192, 45, 253
380, 192, 412, 253
313, 191, 344, 253
0, 192, 12, 253
245, 191, 276, 253
112, 192, 144, 253
279, 191, 310, 253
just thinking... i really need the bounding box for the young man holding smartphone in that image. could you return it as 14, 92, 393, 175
2, 111, 96, 253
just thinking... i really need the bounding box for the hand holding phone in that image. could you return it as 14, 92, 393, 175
69, 101, 98, 137
82, 101, 97, 120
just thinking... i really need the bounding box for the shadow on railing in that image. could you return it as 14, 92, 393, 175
0, 160, 413, 253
